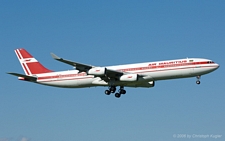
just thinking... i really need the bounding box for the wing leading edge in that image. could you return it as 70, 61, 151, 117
50, 53, 125, 81
51, 53, 94, 72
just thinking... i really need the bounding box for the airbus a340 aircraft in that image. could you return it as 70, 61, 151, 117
8, 48, 219, 98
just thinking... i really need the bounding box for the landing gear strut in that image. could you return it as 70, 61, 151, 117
105, 86, 126, 98
110, 86, 116, 93
196, 76, 201, 85
119, 86, 126, 94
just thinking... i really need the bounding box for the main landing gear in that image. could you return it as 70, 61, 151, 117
105, 86, 126, 98
196, 76, 201, 85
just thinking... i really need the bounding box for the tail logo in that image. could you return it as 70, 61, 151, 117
15, 49, 53, 75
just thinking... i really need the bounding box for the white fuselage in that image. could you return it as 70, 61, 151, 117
33, 58, 219, 88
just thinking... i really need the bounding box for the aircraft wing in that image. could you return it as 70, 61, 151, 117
51, 53, 94, 72
7, 72, 37, 81
51, 53, 125, 81
99, 68, 125, 82
106, 68, 124, 77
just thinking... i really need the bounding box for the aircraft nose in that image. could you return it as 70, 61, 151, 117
208, 62, 219, 73
215, 63, 220, 68
213, 63, 220, 70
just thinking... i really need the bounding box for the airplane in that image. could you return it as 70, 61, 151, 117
8, 48, 219, 98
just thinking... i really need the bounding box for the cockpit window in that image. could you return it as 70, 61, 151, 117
207, 61, 214, 64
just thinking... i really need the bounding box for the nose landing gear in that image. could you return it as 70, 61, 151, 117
196, 76, 201, 84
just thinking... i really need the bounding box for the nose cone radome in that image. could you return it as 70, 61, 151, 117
216, 63, 220, 68
215, 63, 220, 69
212, 63, 220, 71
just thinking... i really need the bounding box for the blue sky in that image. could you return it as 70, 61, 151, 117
1, 1, 225, 141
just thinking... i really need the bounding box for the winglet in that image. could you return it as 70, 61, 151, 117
51, 53, 61, 60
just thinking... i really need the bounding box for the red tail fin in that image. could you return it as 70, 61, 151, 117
15, 48, 53, 75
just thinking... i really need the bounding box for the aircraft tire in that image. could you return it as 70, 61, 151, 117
110, 87, 116, 93
105, 90, 111, 95
120, 89, 126, 94
196, 80, 200, 85
115, 93, 121, 98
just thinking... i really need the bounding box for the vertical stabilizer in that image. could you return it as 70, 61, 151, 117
15, 48, 53, 75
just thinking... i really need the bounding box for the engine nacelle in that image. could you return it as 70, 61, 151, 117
119, 74, 138, 82
146, 81, 155, 87
87, 67, 106, 76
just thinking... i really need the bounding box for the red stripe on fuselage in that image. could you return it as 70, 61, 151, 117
38, 72, 86, 80
38, 76, 94, 82
119, 61, 211, 72
38, 66, 217, 83
135, 65, 217, 74
37, 61, 215, 81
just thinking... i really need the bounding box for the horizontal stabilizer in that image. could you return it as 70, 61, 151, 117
7, 72, 37, 81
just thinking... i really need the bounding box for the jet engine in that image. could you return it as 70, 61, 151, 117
87, 67, 106, 76
119, 74, 138, 81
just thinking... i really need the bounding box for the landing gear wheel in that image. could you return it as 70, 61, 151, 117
120, 89, 126, 94
196, 76, 201, 85
110, 86, 116, 93
105, 90, 111, 95
196, 80, 200, 85
115, 93, 121, 98
105, 86, 126, 98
